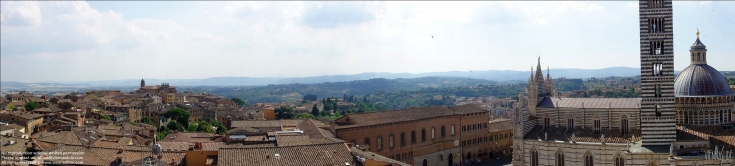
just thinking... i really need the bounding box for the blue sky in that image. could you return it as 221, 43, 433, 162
1, 1, 733, 82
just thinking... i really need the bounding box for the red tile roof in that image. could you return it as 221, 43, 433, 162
218, 143, 358, 166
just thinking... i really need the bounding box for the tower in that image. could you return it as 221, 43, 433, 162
639, 0, 676, 145
528, 67, 538, 116
545, 66, 554, 96
140, 78, 146, 88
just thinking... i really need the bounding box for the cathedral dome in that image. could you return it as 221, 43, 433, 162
674, 64, 732, 96
674, 30, 732, 97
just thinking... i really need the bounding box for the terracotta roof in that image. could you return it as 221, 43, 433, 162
523, 126, 642, 143
42, 144, 186, 166
0, 137, 29, 163
334, 105, 486, 129
218, 142, 358, 166
488, 119, 513, 133
537, 97, 641, 109
6, 111, 44, 120
677, 124, 735, 150
159, 132, 218, 143
36, 130, 83, 145
350, 147, 411, 166
231, 120, 305, 130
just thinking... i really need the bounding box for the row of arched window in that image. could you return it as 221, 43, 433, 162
529, 149, 625, 166
462, 122, 487, 132
366, 125, 456, 152
542, 114, 630, 135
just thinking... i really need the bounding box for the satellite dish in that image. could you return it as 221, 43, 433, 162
454, 140, 459, 147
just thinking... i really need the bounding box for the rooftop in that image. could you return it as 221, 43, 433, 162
333, 104, 487, 129
537, 97, 641, 109
523, 126, 642, 144
218, 142, 359, 166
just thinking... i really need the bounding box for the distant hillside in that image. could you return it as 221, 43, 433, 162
179, 77, 501, 103
4, 67, 722, 88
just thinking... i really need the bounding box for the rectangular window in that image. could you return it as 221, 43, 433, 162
377, 136, 383, 151
400, 133, 406, 147
389, 135, 394, 149
451, 124, 456, 136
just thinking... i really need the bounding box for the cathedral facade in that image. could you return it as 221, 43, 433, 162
511, 0, 735, 165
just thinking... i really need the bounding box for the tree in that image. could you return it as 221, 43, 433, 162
167, 120, 184, 131
320, 110, 329, 117
164, 107, 191, 128
24, 101, 38, 111
6, 104, 15, 110
311, 104, 320, 117
141, 116, 154, 125
275, 106, 294, 120
187, 122, 198, 131
101, 115, 112, 121
231, 98, 246, 106
210, 120, 227, 134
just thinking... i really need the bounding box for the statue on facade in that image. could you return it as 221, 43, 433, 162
545, 132, 548, 141
600, 134, 605, 144
570, 133, 576, 143
669, 143, 674, 158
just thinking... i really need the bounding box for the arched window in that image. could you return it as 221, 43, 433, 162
656, 104, 662, 117
441, 126, 446, 138
389, 134, 395, 149
556, 150, 565, 166
615, 155, 625, 166
422, 159, 428, 166
584, 152, 594, 166
364, 137, 371, 147
400, 132, 406, 147
621, 115, 630, 135
566, 114, 574, 133
531, 148, 539, 166
411, 131, 416, 144
421, 129, 426, 142
377, 136, 383, 151
593, 115, 601, 134
431, 127, 436, 139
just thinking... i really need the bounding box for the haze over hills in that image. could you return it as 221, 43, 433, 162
0, 67, 691, 88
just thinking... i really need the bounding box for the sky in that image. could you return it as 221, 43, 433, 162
1, 1, 734, 83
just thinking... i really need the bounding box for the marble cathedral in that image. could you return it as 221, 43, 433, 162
511, 0, 735, 165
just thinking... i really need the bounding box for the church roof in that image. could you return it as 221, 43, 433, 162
523, 126, 641, 143
674, 64, 732, 96
690, 30, 706, 50
536, 97, 641, 109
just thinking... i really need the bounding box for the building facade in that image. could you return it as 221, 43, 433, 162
331, 105, 490, 166
511, 1, 735, 165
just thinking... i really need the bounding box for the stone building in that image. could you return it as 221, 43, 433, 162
330, 104, 490, 165
511, 1, 735, 165
136, 79, 177, 94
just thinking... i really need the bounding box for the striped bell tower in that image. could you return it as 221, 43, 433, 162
639, 0, 676, 145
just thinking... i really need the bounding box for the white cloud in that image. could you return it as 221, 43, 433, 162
2, 1, 733, 82
0, 1, 42, 27
187, 33, 224, 42
700, 1, 712, 5
627, 2, 639, 9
